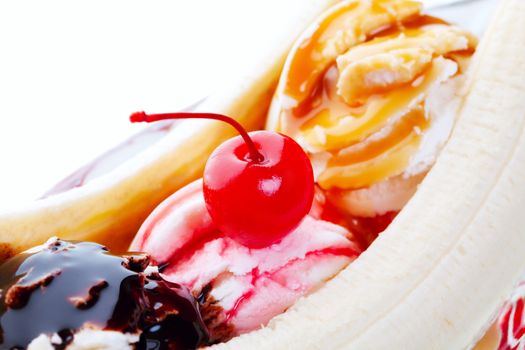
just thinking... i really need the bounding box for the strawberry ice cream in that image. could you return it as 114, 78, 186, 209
131, 180, 361, 342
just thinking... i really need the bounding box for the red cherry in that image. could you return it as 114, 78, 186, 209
130, 111, 314, 248
204, 130, 314, 248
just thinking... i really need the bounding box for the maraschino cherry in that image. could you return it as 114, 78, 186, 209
130, 111, 314, 248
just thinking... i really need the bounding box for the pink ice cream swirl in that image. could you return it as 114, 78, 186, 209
131, 179, 361, 343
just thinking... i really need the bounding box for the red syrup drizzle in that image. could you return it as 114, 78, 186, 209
499, 290, 525, 350
311, 187, 397, 250
159, 226, 360, 324
347, 212, 399, 249
160, 231, 224, 274
222, 246, 359, 322
225, 289, 256, 322
133, 181, 206, 252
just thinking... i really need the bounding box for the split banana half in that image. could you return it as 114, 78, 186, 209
1, 0, 524, 349
0, 0, 342, 259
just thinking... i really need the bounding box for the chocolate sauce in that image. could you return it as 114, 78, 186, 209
0, 239, 208, 349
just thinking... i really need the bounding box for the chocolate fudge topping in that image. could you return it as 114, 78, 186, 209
0, 238, 208, 349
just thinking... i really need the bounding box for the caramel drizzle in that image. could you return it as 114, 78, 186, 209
278, 0, 474, 190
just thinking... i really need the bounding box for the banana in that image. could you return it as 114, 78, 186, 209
0, 0, 341, 260
212, 0, 525, 349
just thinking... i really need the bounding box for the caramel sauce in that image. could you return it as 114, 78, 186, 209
445, 49, 476, 74
283, 1, 422, 118
284, 1, 360, 111
377, 14, 448, 36
319, 131, 420, 189
299, 60, 443, 152
288, 14, 448, 129
329, 106, 428, 166
278, 0, 474, 191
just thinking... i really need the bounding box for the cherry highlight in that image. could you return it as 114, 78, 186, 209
130, 111, 264, 162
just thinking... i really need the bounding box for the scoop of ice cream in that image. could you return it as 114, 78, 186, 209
0, 238, 208, 349
131, 180, 362, 342
268, 1, 477, 236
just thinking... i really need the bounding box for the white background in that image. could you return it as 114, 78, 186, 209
0, 0, 495, 211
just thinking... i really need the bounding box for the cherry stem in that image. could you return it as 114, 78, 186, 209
130, 111, 264, 162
